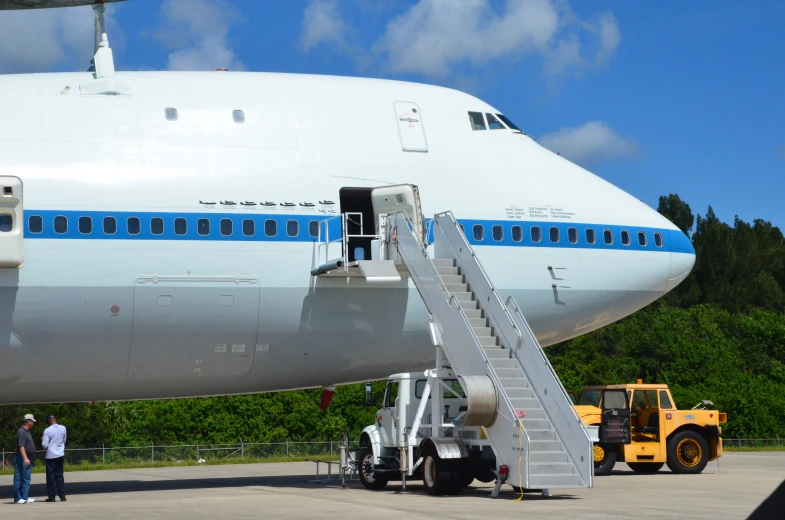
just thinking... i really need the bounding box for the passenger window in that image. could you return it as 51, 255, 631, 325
127, 217, 140, 235
638, 231, 647, 246
496, 113, 521, 131
151, 218, 164, 235
511, 225, 523, 242
0, 214, 12, 232
232, 110, 245, 124
468, 111, 486, 131
28, 215, 43, 234
287, 220, 299, 237
309, 220, 319, 238
243, 219, 255, 236
531, 226, 542, 243
654, 232, 663, 247
586, 228, 596, 244
549, 226, 560, 243
174, 218, 187, 236
473, 224, 484, 241
265, 219, 277, 237
165, 107, 178, 121
659, 391, 674, 410
492, 225, 503, 241
621, 230, 630, 246
604, 229, 613, 245
220, 218, 233, 236
198, 218, 210, 236
103, 217, 117, 235
568, 227, 578, 244
486, 113, 505, 130
78, 216, 92, 234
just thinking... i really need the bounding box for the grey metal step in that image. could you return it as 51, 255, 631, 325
529, 440, 566, 452
438, 274, 464, 284
436, 267, 459, 276
494, 367, 524, 378
458, 299, 479, 310
472, 326, 494, 337
488, 358, 518, 369
529, 451, 570, 464
432, 258, 455, 268
449, 291, 473, 302
475, 336, 498, 347
444, 283, 469, 293
522, 418, 551, 430
528, 429, 559, 441
529, 474, 585, 488
516, 407, 546, 419
530, 463, 577, 475
483, 348, 511, 359
509, 396, 539, 408
500, 384, 533, 397
467, 317, 487, 328
461, 308, 483, 318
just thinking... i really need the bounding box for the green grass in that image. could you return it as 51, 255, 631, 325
724, 445, 785, 452
0, 454, 337, 476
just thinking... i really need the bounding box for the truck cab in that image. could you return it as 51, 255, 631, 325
574, 381, 727, 475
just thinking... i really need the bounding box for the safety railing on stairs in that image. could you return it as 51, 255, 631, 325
388, 210, 532, 487
431, 211, 592, 488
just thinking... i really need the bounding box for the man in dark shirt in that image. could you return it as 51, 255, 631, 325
13, 414, 37, 504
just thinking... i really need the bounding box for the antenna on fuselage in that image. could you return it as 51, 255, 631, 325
79, 1, 130, 95
87, 2, 111, 75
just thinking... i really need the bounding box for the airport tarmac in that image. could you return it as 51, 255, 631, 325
1, 452, 782, 519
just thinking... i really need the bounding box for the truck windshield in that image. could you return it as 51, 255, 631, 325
579, 390, 601, 407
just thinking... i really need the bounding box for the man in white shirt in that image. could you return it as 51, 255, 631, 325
41, 414, 67, 502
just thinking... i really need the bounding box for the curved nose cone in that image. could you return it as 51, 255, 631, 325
665, 229, 695, 293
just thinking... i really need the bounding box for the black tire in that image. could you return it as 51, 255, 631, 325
627, 462, 664, 474
667, 431, 710, 474
359, 446, 388, 490
475, 469, 496, 483
593, 443, 617, 476
422, 448, 456, 496
456, 460, 475, 487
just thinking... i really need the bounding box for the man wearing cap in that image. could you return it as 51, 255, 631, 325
13, 414, 37, 505
42, 414, 67, 502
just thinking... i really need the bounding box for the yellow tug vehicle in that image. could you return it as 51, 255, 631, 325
570, 380, 727, 476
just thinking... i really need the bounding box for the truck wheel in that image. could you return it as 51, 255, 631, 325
359, 446, 388, 490
627, 462, 664, 473
422, 448, 455, 496
667, 431, 709, 474
593, 443, 617, 476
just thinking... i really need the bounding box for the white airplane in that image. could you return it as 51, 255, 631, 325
0, 0, 694, 406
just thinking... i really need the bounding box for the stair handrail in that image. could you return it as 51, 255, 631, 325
389, 210, 531, 488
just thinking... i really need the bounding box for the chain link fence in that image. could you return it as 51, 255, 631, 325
724, 438, 783, 449
0, 440, 364, 470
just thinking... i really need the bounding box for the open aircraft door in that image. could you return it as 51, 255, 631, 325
371, 184, 425, 244
0, 177, 23, 268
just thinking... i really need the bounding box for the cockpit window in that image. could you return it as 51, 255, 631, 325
486, 113, 505, 130
496, 114, 520, 131
468, 112, 486, 131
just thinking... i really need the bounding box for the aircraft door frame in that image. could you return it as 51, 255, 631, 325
0, 176, 24, 268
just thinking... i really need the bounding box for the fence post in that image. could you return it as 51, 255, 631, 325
196, 442, 199, 461
286, 439, 289, 457
102, 443, 106, 465
738, 439, 741, 448
152, 444, 155, 463
241, 440, 244, 459
2, 449, 5, 470
330, 438, 333, 456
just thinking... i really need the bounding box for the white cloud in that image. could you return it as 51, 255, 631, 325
300, 0, 349, 52
154, 0, 244, 71
0, 6, 98, 73
369, 0, 620, 77
539, 121, 638, 167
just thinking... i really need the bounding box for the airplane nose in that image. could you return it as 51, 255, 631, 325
665, 229, 695, 293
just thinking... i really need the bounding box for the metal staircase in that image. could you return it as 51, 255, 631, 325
389, 210, 593, 490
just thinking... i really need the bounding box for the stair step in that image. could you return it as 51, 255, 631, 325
444, 283, 469, 293
528, 429, 559, 441
432, 258, 455, 268
439, 274, 464, 284
494, 367, 524, 378
461, 308, 483, 318
483, 348, 511, 359
509, 396, 539, 408
529, 440, 565, 452
530, 463, 577, 475
436, 267, 459, 276
488, 357, 518, 369
529, 451, 570, 464
476, 336, 498, 347
458, 299, 479, 310
450, 291, 474, 302
467, 317, 488, 328
515, 407, 546, 419
529, 474, 585, 488
522, 418, 551, 430
472, 326, 494, 337
500, 384, 533, 397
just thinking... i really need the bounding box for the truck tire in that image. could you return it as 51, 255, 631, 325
627, 462, 664, 473
359, 446, 388, 490
594, 443, 617, 476
666, 431, 710, 474
422, 448, 457, 496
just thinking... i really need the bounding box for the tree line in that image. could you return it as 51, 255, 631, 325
2, 194, 784, 449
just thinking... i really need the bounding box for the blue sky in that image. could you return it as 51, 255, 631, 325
0, 0, 783, 230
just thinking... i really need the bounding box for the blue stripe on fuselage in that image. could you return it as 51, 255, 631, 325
22, 210, 680, 253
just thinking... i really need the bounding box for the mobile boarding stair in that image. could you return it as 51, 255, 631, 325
312, 204, 593, 492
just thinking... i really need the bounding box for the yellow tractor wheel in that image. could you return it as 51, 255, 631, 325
593, 442, 616, 476
666, 431, 710, 474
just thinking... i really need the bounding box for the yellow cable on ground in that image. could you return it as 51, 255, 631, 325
514, 419, 524, 501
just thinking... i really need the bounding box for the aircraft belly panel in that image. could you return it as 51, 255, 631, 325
128, 278, 260, 379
